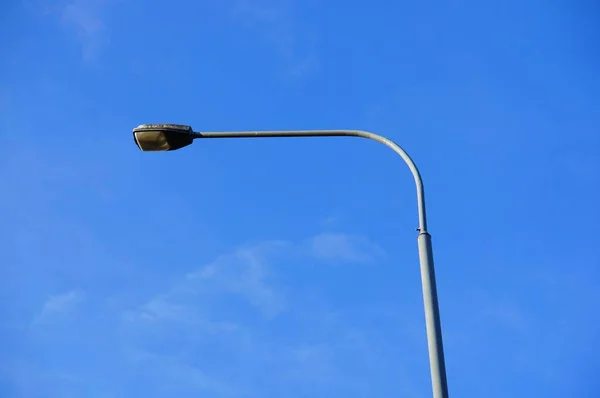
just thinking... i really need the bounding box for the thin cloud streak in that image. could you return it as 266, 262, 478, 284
128, 233, 386, 324
33, 289, 85, 324
61, 0, 109, 60
229, 0, 319, 78
28, 0, 112, 60
306, 232, 387, 264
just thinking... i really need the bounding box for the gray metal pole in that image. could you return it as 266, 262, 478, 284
194, 129, 449, 398
418, 231, 448, 398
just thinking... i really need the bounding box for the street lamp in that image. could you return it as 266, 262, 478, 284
132, 123, 450, 398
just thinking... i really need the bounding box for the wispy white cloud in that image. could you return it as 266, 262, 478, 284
28, 0, 112, 61
320, 215, 340, 229
128, 233, 384, 326
131, 240, 290, 324
185, 240, 290, 319
33, 289, 85, 324
135, 294, 187, 322
229, 0, 319, 78
127, 293, 240, 335
306, 232, 387, 264
61, 0, 110, 60
61, 0, 104, 34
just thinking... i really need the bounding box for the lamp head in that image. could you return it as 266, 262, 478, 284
133, 124, 194, 151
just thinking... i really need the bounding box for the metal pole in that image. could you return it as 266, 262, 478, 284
418, 231, 448, 398
194, 129, 449, 398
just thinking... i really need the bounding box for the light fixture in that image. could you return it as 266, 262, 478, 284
133, 124, 194, 151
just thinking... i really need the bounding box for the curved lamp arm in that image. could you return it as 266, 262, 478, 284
195, 129, 428, 233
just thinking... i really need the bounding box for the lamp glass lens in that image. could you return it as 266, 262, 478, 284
134, 131, 170, 151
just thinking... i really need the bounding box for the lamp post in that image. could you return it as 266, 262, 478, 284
132, 124, 449, 398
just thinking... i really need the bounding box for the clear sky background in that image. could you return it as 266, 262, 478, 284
1, 1, 599, 397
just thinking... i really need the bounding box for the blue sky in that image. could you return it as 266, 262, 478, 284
1, 0, 599, 397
